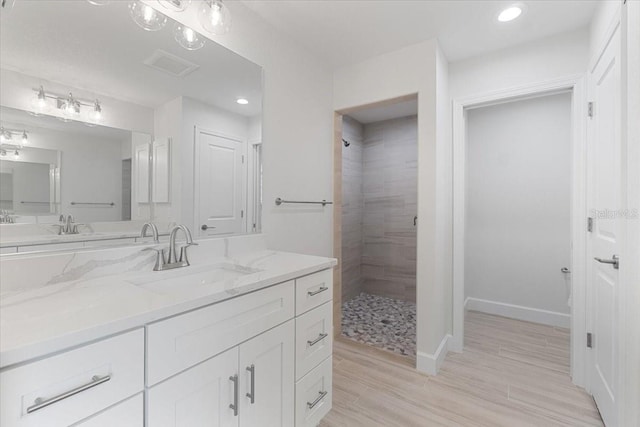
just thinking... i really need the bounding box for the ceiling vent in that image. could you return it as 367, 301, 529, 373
143, 49, 199, 78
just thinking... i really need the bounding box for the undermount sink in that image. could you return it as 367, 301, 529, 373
126, 263, 263, 297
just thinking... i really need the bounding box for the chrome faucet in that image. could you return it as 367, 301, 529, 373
140, 222, 160, 243
145, 224, 196, 271
57, 214, 79, 234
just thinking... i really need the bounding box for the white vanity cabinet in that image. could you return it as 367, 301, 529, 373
0, 329, 144, 427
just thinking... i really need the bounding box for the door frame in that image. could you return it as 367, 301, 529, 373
451, 75, 588, 387
193, 125, 248, 237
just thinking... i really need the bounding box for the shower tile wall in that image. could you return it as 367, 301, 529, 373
362, 116, 417, 303
341, 116, 364, 302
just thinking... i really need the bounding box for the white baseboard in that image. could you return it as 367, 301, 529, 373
416, 334, 451, 376
465, 297, 570, 328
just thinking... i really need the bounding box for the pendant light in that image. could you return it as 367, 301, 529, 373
173, 23, 205, 50
198, 0, 231, 35
158, 0, 190, 12
129, 1, 167, 32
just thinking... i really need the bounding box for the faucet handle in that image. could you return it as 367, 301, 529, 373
178, 242, 198, 264
143, 246, 166, 271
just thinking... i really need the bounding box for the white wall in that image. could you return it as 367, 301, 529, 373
465, 93, 572, 322
449, 29, 589, 100
149, 1, 334, 257
333, 39, 453, 371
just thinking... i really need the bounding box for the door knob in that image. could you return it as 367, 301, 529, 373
594, 254, 619, 270
201, 224, 208, 230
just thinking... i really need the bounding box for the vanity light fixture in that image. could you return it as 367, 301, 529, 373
198, 0, 231, 36
13, 150, 20, 160
0, 150, 6, 157
91, 100, 103, 121
0, 127, 28, 145
21, 131, 28, 145
173, 23, 206, 50
498, 5, 523, 22
62, 93, 81, 117
129, 1, 168, 31
32, 87, 104, 122
158, 0, 190, 12
236, 98, 249, 105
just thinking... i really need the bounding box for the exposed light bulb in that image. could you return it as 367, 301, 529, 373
129, 1, 167, 31
91, 100, 102, 121
62, 93, 79, 117
498, 6, 523, 22
173, 22, 205, 50
236, 98, 249, 105
21, 131, 28, 145
198, 0, 231, 35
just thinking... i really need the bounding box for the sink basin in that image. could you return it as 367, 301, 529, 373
126, 263, 263, 298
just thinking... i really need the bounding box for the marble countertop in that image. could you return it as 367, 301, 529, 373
0, 250, 337, 369
0, 231, 170, 248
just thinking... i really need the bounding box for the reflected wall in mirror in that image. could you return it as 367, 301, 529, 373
0, 0, 263, 250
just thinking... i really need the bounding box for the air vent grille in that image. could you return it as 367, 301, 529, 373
143, 49, 199, 77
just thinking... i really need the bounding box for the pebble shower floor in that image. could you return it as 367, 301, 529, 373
341, 293, 416, 358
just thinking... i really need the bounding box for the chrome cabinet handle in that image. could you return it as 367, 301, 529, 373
594, 254, 619, 269
26, 375, 111, 414
246, 365, 255, 404
307, 286, 328, 296
307, 390, 328, 409
307, 333, 328, 347
229, 374, 239, 416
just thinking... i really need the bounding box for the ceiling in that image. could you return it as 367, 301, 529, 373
347, 99, 418, 124
0, 1, 262, 117
240, 0, 597, 67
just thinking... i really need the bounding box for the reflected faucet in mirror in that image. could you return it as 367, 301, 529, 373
0, 210, 15, 224
140, 222, 160, 244
56, 214, 80, 235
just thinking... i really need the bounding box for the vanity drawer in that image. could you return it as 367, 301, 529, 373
0, 329, 144, 427
147, 280, 295, 385
73, 393, 143, 427
295, 301, 333, 380
295, 356, 332, 427
295, 269, 333, 315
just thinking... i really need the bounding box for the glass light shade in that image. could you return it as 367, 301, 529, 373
158, 0, 190, 12
129, 1, 167, 31
173, 23, 205, 50
13, 150, 20, 160
198, 0, 231, 35
21, 131, 28, 145
0, 129, 10, 143
91, 100, 103, 121
61, 94, 80, 117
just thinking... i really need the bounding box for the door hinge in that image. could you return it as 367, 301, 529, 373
588, 102, 594, 118
587, 332, 593, 348
241, 210, 244, 218
587, 217, 594, 232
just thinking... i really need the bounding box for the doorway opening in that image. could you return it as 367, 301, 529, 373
452, 77, 588, 386
334, 95, 418, 362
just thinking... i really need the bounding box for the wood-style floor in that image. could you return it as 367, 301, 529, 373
321, 311, 603, 427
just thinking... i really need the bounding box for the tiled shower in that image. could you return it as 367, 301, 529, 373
341, 114, 417, 357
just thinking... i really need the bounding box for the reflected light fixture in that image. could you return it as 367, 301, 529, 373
236, 98, 249, 105
198, 0, 231, 35
0, 150, 6, 157
129, 1, 167, 31
62, 93, 80, 117
21, 131, 28, 145
0, 127, 28, 145
13, 150, 20, 160
158, 0, 190, 12
174, 23, 206, 50
91, 100, 103, 121
0, 128, 10, 143
498, 5, 523, 22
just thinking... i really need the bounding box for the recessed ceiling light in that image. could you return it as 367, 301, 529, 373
236, 98, 249, 105
498, 6, 522, 22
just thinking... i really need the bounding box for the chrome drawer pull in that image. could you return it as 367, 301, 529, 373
246, 365, 255, 404
307, 390, 328, 409
307, 286, 328, 296
229, 374, 239, 416
307, 333, 329, 347
26, 375, 111, 414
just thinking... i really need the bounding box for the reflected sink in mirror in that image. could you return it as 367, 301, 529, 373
126, 263, 263, 299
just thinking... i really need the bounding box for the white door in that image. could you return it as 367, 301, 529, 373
238, 321, 295, 427
587, 23, 621, 427
147, 347, 239, 427
196, 129, 245, 237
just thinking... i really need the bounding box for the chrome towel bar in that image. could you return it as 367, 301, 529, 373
275, 198, 333, 206
70, 202, 115, 206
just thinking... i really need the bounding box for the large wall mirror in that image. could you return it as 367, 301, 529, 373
0, 0, 263, 252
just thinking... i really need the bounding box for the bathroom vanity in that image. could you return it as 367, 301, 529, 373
0, 236, 336, 426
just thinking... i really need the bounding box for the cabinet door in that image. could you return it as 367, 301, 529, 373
72, 394, 142, 427
147, 347, 239, 427
239, 320, 295, 427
